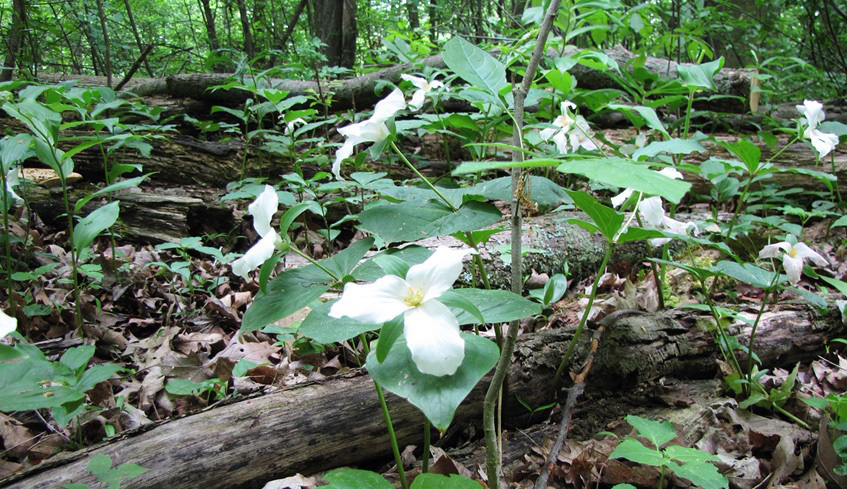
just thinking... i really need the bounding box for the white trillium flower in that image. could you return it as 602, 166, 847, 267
759, 240, 827, 285
637, 196, 698, 247
231, 185, 283, 279
330, 247, 471, 377
333, 88, 407, 179
540, 101, 597, 154
0, 309, 16, 340
3, 166, 23, 207
286, 117, 306, 134
611, 167, 684, 208
400, 74, 445, 111
796, 99, 839, 159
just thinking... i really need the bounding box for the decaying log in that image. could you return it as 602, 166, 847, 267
2, 306, 841, 489
36, 46, 754, 113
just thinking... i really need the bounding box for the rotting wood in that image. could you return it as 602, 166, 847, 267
1, 306, 840, 489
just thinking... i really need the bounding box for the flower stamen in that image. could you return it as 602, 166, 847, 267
404, 288, 425, 307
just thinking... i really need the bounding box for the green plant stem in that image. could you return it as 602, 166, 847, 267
701, 280, 743, 376
636, 213, 664, 310
658, 465, 666, 489
288, 246, 339, 282
431, 100, 452, 169
553, 243, 613, 389
774, 403, 810, 429
1, 178, 14, 318
60, 177, 83, 331
390, 141, 456, 211
745, 288, 771, 394
422, 419, 431, 473
832, 153, 844, 208
683, 87, 695, 139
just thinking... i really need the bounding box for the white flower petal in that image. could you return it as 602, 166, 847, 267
782, 253, 804, 285
658, 167, 684, 180
0, 309, 16, 340
429, 80, 445, 90
561, 101, 577, 113
403, 300, 464, 376
649, 237, 672, 247
409, 90, 426, 111
539, 127, 556, 141
231, 231, 282, 279
4, 167, 23, 206
808, 128, 839, 159
662, 216, 697, 236
759, 242, 791, 259
371, 88, 406, 123
638, 196, 665, 228
798, 100, 825, 129
406, 247, 471, 302
248, 185, 279, 237
611, 188, 634, 208
552, 130, 569, 154
793, 243, 828, 267
401, 74, 428, 90
329, 274, 412, 324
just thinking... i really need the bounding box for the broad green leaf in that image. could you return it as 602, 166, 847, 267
367, 333, 499, 431
559, 159, 691, 204
650, 259, 718, 282
60, 345, 95, 373
0, 134, 33, 171
376, 316, 404, 363
565, 191, 624, 242
324, 469, 394, 489
297, 300, 378, 343
373, 254, 410, 278
76, 364, 122, 393
279, 202, 312, 237
451, 288, 541, 324
411, 473, 481, 488
615, 227, 669, 245
608, 438, 664, 466
632, 138, 706, 161
667, 460, 728, 489
452, 159, 559, 176
608, 103, 669, 137
822, 276, 847, 295
720, 140, 761, 175
676, 58, 725, 91
626, 414, 676, 448
442, 36, 508, 100
358, 200, 501, 244
72, 201, 120, 250
664, 445, 721, 464
713, 261, 781, 289
439, 289, 485, 324
74, 175, 149, 212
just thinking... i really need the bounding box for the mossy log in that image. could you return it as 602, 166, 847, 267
2, 306, 839, 489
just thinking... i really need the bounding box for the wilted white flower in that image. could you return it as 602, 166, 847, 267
3, 166, 23, 207
400, 74, 445, 111
231, 185, 283, 279
637, 196, 698, 246
759, 239, 827, 285
540, 101, 597, 154
797, 100, 839, 159
330, 247, 471, 377
611, 167, 684, 208
333, 88, 406, 179
0, 308, 16, 340
286, 117, 306, 134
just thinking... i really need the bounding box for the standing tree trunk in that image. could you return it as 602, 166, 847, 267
235, 0, 254, 59
278, 0, 308, 51
198, 0, 221, 52
95, 0, 112, 87
407, 0, 420, 30
1, 0, 27, 82
122, 0, 154, 77
313, 0, 356, 68
429, 0, 437, 41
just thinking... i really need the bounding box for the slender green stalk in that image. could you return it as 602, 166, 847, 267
1, 176, 14, 317
832, 153, 843, 207
636, 213, 664, 310
390, 141, 456, 211
553, 244, 613, 389
683, 87, 695, 139
374, 380, 409, 489
658, 465, 666, 489
422, 419, 431, 473
701, 281, 742, 376
288, 246, 339, 281
745, 288, 771, 394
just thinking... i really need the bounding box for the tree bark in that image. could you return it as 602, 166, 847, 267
235, 0, 255, 59
198, 0, 221, 52
95, 0, 112, 87
122, 0, 155, 77
312, 0, 356, 68
1, 0, 27, 82
407, 0, 420, 30
278, 0, 308, 51
1, 307, 838, 489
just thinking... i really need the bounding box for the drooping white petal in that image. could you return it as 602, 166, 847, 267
429, 80, 445, 90
658, 167, 684, 180
561, 101, 577, 113
611, 188, 634, 208
662, 216, 698, 236
403, 300, 464, 376
371, 88, 407, 123
406, 247, 471, 302
332, 139, 356, 180
286, 118, 306, 133
249, 185, 279, 237
4, 167, 23, 206
782, 253, 804, 285
797, 100, 825, 129
0, 309, 16, 340
329, 274, 413, 324
793, 243, 828, 267
408, 90, 427, 111
552, 130, 569, 154
638, 196, 666, 228
401, 74, 428, 90
539, 127, 556, 141
231, 231, 282, 279
648, 236, 673, 247
759, 242, 791, 259
807, 127, 839, 159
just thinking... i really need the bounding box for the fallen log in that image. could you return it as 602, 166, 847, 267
36, 46, 754, 113
2, 306, 840, 489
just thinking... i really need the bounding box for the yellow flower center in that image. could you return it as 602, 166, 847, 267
788, 248, 798, 258
404, 287, 425, 307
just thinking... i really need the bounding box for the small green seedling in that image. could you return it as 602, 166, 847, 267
63, 454, 146, 489
609, 415, 728, 489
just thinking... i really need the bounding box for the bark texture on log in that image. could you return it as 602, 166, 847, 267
35, 46, 754, 113
2, 306, 840, 489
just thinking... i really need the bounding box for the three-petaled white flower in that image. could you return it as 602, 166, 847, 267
797, 100, 839, 159
759, 239, 827, 285
539, 101, 597, 154
400, 74, 444, 111
330, 247, 471, 377
333, 88, 407, 179
3, 166, 23, 207
637, 195, 698, 247
611, 167, 684, 208
231, 185, 283, 279
0, 308, 16, 340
